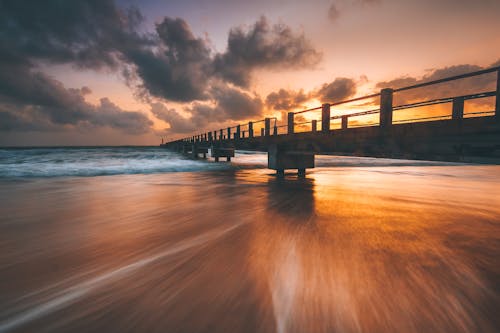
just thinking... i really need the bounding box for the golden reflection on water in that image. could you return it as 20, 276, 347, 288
248, 167, 500, 333
0, 166, 499, 332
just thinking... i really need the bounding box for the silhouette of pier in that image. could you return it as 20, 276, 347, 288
162, 66, 500, 174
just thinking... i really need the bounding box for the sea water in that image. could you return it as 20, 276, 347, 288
0, 147, 499, 333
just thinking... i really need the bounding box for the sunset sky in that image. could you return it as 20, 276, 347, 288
0, 0, 499, 146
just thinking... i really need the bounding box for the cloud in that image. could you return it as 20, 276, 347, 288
122, 17, 213, 102
0, 64, 152, 133
152, 84, 264, 133
213, 16, 322, 87
264, 77, 358, 113
210, 84, 264, 120
0, 2, 323, 136
328, 4, 341, 22
266, 89, 310, 111
376, 63, 498, 105
313, 77, 357, 102
0, 0, 144, 70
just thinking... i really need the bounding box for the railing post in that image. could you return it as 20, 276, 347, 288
219, 129, 223, 140
208, 132, 212, 141
288, 112, 295, 134
236, 125, 241, 139
273, 124, 277, 135
380, 88, 393, 129
227, 127, 231, 140
496, 68, 500, 119
452, 97, 464, 120
322, 103, 331, 132
248, 122, 254, 138
312, 120, 317, 132
341, 115, 348, 130
261, 128, 264, 136
265, 118, 271, 136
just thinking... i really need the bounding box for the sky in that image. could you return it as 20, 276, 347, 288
0, 0, 499, 146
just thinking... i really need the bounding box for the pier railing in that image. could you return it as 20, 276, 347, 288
177, 66, 500, 144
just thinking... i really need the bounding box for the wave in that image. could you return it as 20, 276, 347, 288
0, 147, 238, 178
0, 147, 466, 178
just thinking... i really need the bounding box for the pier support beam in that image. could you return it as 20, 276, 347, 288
227, 127, 231, 140
249, 122, 254, 138
322, 103, 331, 132
452, 97, 464, 121
265, 118, 271, 136
268, 144, 315, 176
236, 125, 241, 139
288, 112, 294, 134
341, 115, 348, 130
211, 145, 235, 162
496, 68, 500, 119
380, 88, 393, 129
312, 120, 317, 132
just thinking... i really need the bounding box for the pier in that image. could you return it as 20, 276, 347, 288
162, 66, 500, 174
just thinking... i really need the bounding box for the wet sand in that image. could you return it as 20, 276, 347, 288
0, 164, 499, 333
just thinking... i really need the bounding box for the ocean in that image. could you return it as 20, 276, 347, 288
0, 147, 499, 333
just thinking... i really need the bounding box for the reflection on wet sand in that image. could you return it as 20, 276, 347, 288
0, 166, 499, 332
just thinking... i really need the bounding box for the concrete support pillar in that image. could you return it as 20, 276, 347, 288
312, 120, 317, 132
236, 125, 241, 139
191, 144, 197, 159
227, 127, 231, 140
288, 112, 295, 134
248, 122, 254, 138
380, 88, 393, 128
268, 144, 315, 176
452, 97, 464, 120
496, 68, 500, 119
265, 118, 271, 136
322, 103, 331, 132
342, 115, 348, 129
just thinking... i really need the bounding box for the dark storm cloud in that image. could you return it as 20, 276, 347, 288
327, 0, 381, 23
327, 4, 341, 22
313, 77, 357, 102
0, 0, 155, 134
264, 77, 358, 113
376, 63, 498, 104
266, 89, 310, 111
213, 16, 322, 87
0, 1, 323, 135
152, 85, 264, 134
210, 84, 264, 120
0, 65, 152, 133
0, 0, 145, 70
122, 17, 213, 102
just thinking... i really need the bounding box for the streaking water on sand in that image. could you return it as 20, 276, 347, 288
0, 146, 460, 178
0, 148, 499, 333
